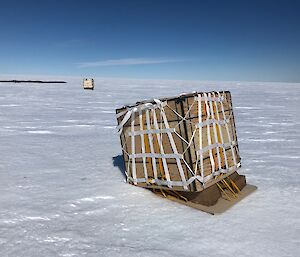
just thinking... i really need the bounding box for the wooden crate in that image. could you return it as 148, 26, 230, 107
83, 78, 94, 90
116, 91, 241, 192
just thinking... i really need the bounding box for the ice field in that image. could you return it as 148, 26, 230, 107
0, 78, 299, 257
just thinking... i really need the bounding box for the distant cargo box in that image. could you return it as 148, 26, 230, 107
83, 78, 94, 90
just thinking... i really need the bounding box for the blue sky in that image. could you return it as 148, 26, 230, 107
0, 0, 299, 82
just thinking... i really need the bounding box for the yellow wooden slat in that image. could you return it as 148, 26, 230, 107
153, 133, 165, 180
213, 100, 225, 169
228, 177, 241, 193
216, 182, 232, 201
143, 113, 154, 181
221, 179, 237, 198
160, 189, 167, 198
170, 190, 188, 202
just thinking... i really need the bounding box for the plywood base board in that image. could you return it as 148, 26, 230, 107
152, 184, 257, 215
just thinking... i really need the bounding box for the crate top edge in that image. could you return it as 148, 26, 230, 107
116, 90, 231, 112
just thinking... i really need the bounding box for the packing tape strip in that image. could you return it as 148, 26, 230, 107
203, 92, 216, 176
195, 118, 229, 128
128, 128, 175, 136
197, 141, 237, 155
129, 153, 183, 159
194, 95, 224, 102
127, 162, 241, 187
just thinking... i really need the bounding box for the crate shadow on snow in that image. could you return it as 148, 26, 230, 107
112, 155, 126, 179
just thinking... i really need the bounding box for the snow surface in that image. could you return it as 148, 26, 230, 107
0, 78, 299, 257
